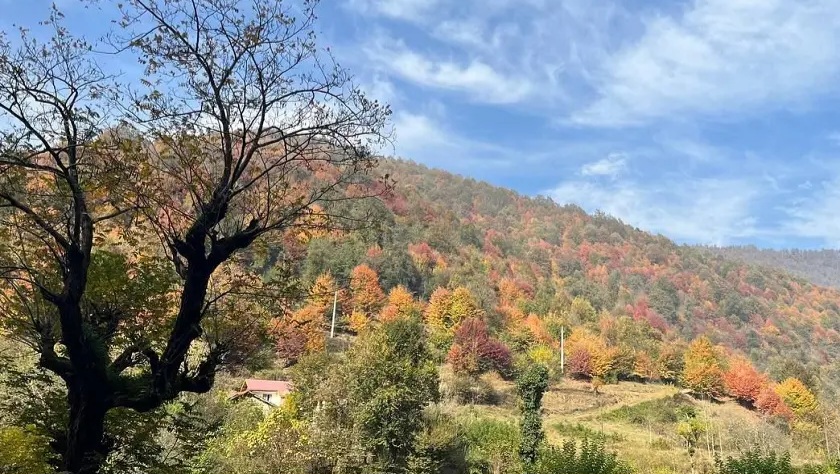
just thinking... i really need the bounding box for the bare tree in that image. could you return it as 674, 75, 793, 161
0, 1, 391, 472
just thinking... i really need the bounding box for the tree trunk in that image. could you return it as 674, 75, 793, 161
64, 380, 110, 474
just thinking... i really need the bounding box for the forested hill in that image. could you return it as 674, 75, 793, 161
295, 158, 840, 385
701, 246, 840, 290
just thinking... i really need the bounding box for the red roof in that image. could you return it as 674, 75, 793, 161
243, 379, 293, 394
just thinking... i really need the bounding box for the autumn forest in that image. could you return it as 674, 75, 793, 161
1, 1, 840, 474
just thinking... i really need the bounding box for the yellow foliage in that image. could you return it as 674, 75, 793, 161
775, 377, 818, 418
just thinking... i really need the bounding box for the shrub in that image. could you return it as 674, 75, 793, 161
536, 439, 631, 474
461, 417, 522, 474
446, 375, 500, 405
407, 412, 468, 474
714, 450, 793, 474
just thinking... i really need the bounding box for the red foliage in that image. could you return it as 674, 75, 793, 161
723, 357, 766, 405
755, 384, 794, 420
447, 318, 512, 376
567, 347, 593, 380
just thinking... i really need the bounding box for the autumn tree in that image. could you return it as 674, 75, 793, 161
755, 384, 793, 420
775, 378, 818, 419
0, 1, 390, 472
723, 357, 766, 407
380, 285, 420, 322
424, 286, 482, 333
349, 264, 385, 331
447, 317, 512, 377
681, 337, 725, 398
564, 330, 615, 380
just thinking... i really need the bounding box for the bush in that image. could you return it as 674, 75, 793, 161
714, 450, 793, 474
461, 417, 522, 474
445, 375, 500, 405
536, 439, 632, 474
407, 411, 468, 474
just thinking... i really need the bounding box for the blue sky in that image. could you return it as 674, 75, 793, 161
5, 0, 840, 249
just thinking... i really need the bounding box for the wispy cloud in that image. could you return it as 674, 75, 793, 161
572, 0, 840, 126
346, 0, 440, 22
580, 153, 627, 178
548, 176, 761, 245
363, 39, 534, 104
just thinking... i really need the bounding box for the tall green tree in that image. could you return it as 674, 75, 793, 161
517, 364, 549, 473
346, 317, 440, 473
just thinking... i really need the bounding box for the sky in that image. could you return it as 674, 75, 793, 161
4, 0, 840, 249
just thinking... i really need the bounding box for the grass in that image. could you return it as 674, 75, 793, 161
599, 393, 697, 426
551, 421, 626, 442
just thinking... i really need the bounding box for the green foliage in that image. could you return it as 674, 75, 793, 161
600, 394, 697, 426
517, 364, 549, 471
0, 425, 54, 474
460, 417, 522, 474
536, 439, 632, 474
406, 411, 468, 474
714, 450, 793, 474
345, 317, 440, 473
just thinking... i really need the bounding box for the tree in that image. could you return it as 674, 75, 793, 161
723, 357, 766, 406
349, 264, 385, 324
681, 336, 725, 398
755, 384, 793, 420
0, 1, 390, 471
345, 317, 439, 473
517, 364, 549, 473
380, 284, 420, 322
447, 318, 512, 377
775, 378, 818, 419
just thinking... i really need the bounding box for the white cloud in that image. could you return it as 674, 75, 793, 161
364, 40, 534, 104
391, 110, 518, 169
782, 177, 840, 247
573, 0, 840, 126
580, 154, 627, 178
347, 0, 440, 22
547, 177, 760, 245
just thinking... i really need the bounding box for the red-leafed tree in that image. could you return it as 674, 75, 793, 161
755, 384, 793, 421
447, 317, 511, 376
723, 357, 766, 406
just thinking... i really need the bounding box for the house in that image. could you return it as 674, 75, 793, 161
231, 379, 293, 407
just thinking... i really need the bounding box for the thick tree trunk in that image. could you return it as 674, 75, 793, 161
64, 382, 110, 474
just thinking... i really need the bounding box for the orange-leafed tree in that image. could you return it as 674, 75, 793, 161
681, 336, 726, 398
271, 305, 326, 363
564, 330, 615, 379
349, 264, 385, 330
633, 352, 661, 381
723, 357, 766, 406
380, 285, 420, 322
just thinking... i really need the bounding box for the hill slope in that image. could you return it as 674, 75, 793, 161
295, 159, 840, 387
702, 246, 840, 289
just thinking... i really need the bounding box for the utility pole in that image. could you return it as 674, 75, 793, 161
560, 325, 565, 374
330, 290, 338, 338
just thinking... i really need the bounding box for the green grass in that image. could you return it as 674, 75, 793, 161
599, 394, 697, 426
551, 421, 625, 442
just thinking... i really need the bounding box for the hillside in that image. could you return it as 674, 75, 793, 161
702, 246, 840, 290
293, 159, 840, 388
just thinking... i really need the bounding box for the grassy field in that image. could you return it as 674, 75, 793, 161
439, 371, 820, 474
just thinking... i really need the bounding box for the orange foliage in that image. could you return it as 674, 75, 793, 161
380, 285, 420, 322
723, 357, 766, 405
350, 264, 384, 316
755, 384, 793, 420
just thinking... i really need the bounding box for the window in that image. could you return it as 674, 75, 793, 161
261, 393, 271, 402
